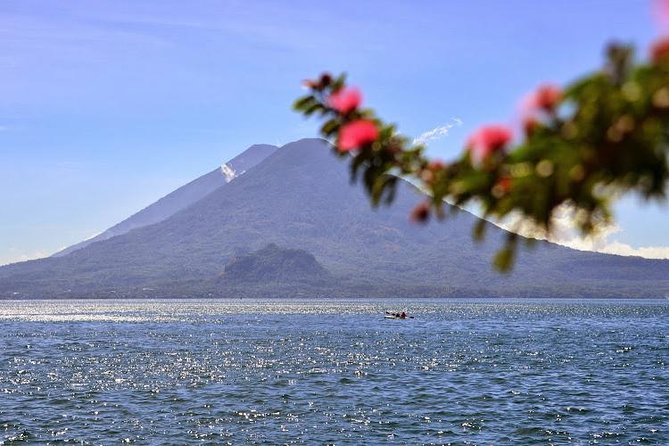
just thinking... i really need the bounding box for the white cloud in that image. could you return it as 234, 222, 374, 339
413, 118, 462, 146
596, 242, 669, 259
0, 250, 49, 266
496, 205, 669, 260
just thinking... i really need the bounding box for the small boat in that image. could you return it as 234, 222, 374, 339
384, 311, 413, 319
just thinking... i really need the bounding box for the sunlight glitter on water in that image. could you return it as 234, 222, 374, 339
0, 298, 667, 444
0, 299, 398, 322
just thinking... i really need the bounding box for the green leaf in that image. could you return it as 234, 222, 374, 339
293, 95, 315, 111
332, 73, 347, 91
350, 154, 367, 182
304, 103, 323, 116
320, 119, 340, 137
494, 235, 518, 273
382, 176, 398, 205
473, 219, 487, 242
493, 246, 515, 273
370, 174, 398, 206
363, 166, 378, 204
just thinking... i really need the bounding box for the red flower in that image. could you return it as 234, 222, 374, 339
466, 125, 513, 161
338, 120, 379, 152
518, 84, 562, 127
328, 87, 362, 114
498, 176, 512, 193
491, 175, 513, 198
530, 84, 562, 112
651, 36, 669, 63
427, 159, 446, 171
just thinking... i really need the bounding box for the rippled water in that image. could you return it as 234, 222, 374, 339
0, 298, 667, 445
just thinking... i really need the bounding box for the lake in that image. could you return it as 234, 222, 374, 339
0, 298, 667, 444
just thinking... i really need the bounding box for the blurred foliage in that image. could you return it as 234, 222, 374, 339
294, 41, 669, 271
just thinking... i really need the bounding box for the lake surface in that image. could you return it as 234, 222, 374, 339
0, 298, 667, 445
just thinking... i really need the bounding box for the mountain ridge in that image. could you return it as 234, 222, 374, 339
1, 138, 668, 299
53, 143, 277, 257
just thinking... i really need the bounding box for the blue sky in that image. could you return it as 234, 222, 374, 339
1, 0, 667, 264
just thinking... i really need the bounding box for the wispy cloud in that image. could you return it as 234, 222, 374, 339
413, 118, 462, 146
497, 206, 669, 260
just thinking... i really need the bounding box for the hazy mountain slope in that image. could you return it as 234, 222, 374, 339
1, 139, 668, 299
53, 144, 277, 257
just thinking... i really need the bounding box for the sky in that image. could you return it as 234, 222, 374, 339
1, 0, 667, 265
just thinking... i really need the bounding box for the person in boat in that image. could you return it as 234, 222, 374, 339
400, 311, 406, 319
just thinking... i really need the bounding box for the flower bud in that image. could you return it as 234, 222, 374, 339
319, 73, 333, 87
410, 202, 430, 223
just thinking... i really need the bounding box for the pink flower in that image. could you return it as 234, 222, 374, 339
466, 125, 513, 161
651, 36, 669, 63
328, 87, 362, 114
653, 0, 669, 31
338, 119, 379, 152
